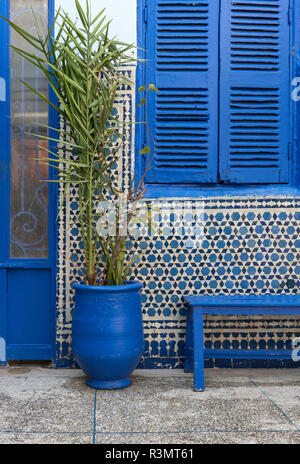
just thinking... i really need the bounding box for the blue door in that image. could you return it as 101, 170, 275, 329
0, 0, 56, 362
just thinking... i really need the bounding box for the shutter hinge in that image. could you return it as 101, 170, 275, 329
143, 5, 148, 23
288, 7, 292, 25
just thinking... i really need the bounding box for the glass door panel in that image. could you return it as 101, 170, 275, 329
10, 0, 49, 258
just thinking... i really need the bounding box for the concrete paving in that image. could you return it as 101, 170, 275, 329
0, 365, 299, 444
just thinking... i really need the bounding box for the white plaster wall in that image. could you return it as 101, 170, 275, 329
55, 0, 137, 47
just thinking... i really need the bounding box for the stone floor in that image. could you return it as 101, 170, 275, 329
0, 364, 299, 444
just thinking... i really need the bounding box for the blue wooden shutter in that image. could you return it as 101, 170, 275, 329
144, 0, 219, 184
219, 0, 290, 184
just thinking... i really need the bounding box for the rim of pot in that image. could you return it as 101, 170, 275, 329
72, 281, 143, 292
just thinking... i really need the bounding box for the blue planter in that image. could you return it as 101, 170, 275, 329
72, 281, 144, 390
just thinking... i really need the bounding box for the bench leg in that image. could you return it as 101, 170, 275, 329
184, 309, 193, 373
193, 309, 205, 392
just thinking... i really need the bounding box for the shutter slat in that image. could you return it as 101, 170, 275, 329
145, 0, 219, 184
219, 0, 290, 184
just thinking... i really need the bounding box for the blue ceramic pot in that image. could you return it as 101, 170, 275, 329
72, 281, 144, 389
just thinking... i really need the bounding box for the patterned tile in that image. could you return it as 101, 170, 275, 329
56, 67, 300, 368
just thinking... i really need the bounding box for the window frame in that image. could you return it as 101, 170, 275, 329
135, 0, 299, 199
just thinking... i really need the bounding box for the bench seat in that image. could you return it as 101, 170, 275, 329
183, 295, 300, 391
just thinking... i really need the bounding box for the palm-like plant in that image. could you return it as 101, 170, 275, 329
2, 0, 155, 285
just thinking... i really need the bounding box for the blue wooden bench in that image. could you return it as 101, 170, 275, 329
184, 295, 300, 391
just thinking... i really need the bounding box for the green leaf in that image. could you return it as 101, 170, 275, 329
19, 80, 64, 118
90, 8, 106, 26
47, 62, 86, 94
149, 84, 159, 91
75, 0, 88, 28
138, 86, 146, 93
0, 16, 44, 52
138, 98, 146, 107
139, 146, 151, 155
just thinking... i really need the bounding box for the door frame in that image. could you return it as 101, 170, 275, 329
0, 0, 57, 363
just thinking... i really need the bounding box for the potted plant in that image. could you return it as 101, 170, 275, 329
3, 0, 157, 389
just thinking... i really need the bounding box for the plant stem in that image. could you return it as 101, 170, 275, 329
86, 163, 95, 285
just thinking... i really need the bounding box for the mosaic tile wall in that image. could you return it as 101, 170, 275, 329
56, 67, 300, 368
